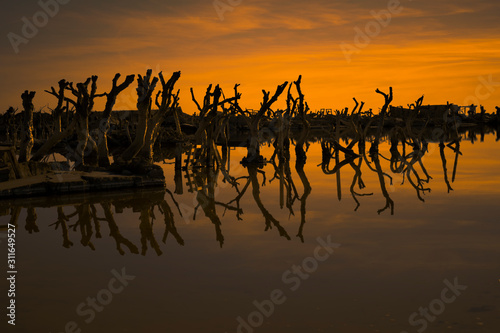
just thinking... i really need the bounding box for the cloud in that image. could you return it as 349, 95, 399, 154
1, 0, 499, 112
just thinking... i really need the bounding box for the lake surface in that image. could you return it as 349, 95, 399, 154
1, 133, 500, 333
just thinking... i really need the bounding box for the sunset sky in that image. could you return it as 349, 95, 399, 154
1, 0, 500, 114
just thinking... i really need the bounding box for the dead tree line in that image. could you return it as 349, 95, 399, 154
6, 71, 499, 173
12, 70, 181, 169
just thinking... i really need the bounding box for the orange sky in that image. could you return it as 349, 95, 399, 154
1, 0, 500, 114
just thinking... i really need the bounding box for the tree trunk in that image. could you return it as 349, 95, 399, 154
242, 81, 288, 163
247, 122, 260, 162
138, 119, 159, 163
30, 119, 76, 161
172, 107, 182, 136
118, 70, 158, 163
18, 91, 36, 163
98, 74, 135, 167
138, 71, 181, 162
74, 115, 89, 168
119, 105, 148, 162
51, 79, 68, 133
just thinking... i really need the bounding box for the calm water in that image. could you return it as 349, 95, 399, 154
1, 134, 500, 333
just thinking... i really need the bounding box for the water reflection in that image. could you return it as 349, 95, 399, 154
1, 128, 498, 253
1, 188, 184, 255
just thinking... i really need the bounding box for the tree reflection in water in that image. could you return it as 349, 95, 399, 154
1, 125, 497, 253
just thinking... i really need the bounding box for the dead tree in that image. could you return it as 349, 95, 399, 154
31, 82, 77, 161
293, 75, 310, 162
191, 84, 239, 169
97, 73, 135, 167
139, 71, 181, 162
192, 84, 239, 142
192, 84, 220, 145
351, 97, 365, 118
3, 107, 17, 144
118, 70, 159, 163
157, 71, 182, 137
271, 88, 296, 164
47, 79, 69, 133
236, 82, 288, 163
18, 90, 36, 162
370, 87, 393, 153
70, 76, 103, 167
31, 76, 103, 166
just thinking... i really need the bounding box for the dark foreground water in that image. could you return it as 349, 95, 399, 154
1, 135, 500, 333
